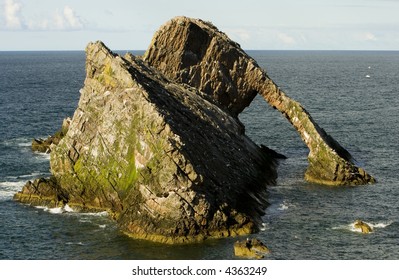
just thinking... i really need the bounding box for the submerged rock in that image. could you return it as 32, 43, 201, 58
234, 238, 270, 259
144, 16, 375, 186
16, 41, 276, 243
354, 220, 373, 234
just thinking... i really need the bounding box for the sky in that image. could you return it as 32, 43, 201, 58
1, 0, 399, 51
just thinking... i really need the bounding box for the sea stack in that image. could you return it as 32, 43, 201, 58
15, 16, 375, 244
16, 40, 276, 243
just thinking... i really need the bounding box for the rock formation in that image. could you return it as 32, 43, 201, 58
15, 16, 376, 244
15, 41, 276, 243
143, 16, 375, 186
15, 177, 60, 207
234, 238, 270, 259
31, 118, 70, 153
354, 220, 373, 234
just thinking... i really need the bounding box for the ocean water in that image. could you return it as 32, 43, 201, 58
0, 50, 398, 259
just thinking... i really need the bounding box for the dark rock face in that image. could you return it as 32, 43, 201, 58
16, 41, 276, 243
143, 17, 260, 117
144, 16, 375, 186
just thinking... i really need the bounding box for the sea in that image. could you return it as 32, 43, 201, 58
0, 50, 398, 260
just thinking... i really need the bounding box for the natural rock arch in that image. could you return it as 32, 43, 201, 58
143, 16, 375, 186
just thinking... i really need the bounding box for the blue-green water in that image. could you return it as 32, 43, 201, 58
0, 50, 398, 259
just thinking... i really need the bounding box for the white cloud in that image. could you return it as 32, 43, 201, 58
2, 1, 84, 31
364, 32, 377, 41
225, 28, 251, 43
277, 32, 296, 45
52, 6, 84, 30
61, 6, 84, 29
4, 0, 24, 29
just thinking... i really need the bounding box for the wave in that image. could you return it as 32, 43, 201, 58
64, 204, 74, 213
5, 172, 43, 180
278, 203, 289, 211
277, 200, 294, 211
368, 221, 393, 228
0, 180, 26, 200
16, 172, 42, 178
1, 137, 51, 160
48, 207, 64, 214
65, 242, 85, 246
17, 141, 32, 147
260, 222, 267, 231
1, 137, 31, 147
33, 204, 109, 218
0, 172, 50, 200
79, 211, 109, 217
0, 181, 26, 188
33, 151, 51, 161
34, 204, 75, 214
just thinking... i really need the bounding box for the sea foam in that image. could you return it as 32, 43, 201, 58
368, 221, 393, 228
17, 141, 32, 147
277, 200, 294, 211
33, 151, 51, 161
63, 204, 75, 213
278, 203, 289, 211
0, 180, 26, 200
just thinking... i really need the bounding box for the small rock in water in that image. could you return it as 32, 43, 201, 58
234, 238, 270, 259
354, 220, 373, 234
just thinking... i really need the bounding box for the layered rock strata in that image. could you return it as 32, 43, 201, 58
15, 41, 276, 243
143, 16, 375, 186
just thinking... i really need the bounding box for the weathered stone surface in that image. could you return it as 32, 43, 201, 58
14, 177, 61, 208
234, 238, 270, 259
15, 41, 276, 243
354, 220, 373, 234
144, 16, 375, 186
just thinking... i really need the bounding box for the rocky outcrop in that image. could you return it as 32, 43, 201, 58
234, 238, 270, 259
31, 118, 71, 153
143, 16, 375, 186
354, 220, 373, 234
15, 41, 276, 243
14, 177, 61, 207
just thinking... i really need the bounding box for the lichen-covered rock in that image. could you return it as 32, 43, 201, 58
234, 238, 270, 259
144, 16, 375, 186
16, 41, 276, 243
14, 177, 62, 208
